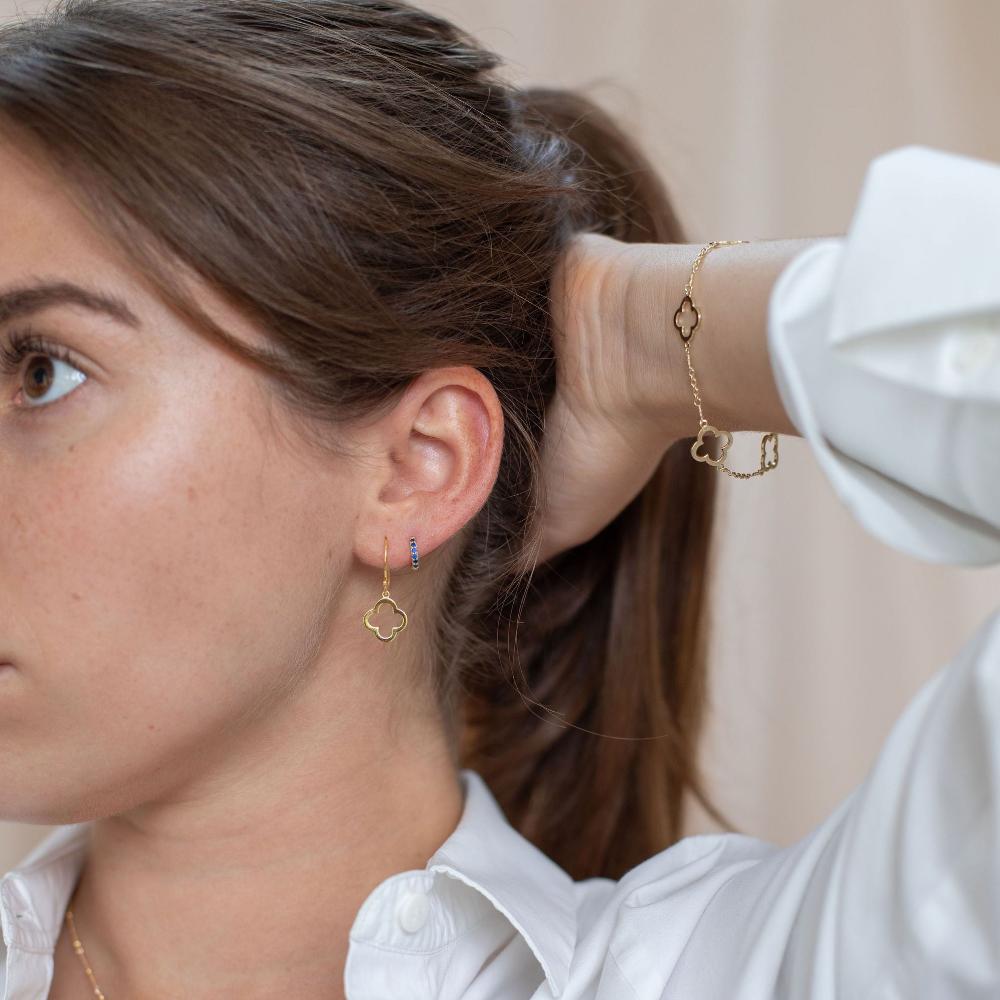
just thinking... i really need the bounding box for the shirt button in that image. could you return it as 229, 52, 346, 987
949, 332, 997, 375
396, 890, 430, 933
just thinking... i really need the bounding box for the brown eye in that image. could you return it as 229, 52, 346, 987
16, 352, 86, 411
0, 333, 89, 414
23, 355, 55, 401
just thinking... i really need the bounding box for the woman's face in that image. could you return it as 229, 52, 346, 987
0, 135, 419, 826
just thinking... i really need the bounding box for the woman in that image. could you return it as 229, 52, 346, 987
0, 1, 996, 997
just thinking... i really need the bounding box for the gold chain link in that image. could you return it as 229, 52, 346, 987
672, 240, 779, 479
66, 901, 107, 999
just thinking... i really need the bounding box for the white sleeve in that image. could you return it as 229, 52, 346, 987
771, 604, 1000, 998
757, 144, 1000, 996
608, 604, 1000, 999
766, 143, 1000, 566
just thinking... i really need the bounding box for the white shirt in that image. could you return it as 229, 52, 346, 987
3, 142, 1000, 999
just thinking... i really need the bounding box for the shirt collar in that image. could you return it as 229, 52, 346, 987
1, 768, 576, 997
0, 820, 89, 955
427, 768, 577, 995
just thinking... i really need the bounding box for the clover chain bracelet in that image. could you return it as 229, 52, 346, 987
671, 240, 780, 479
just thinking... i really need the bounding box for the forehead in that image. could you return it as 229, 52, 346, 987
0, 132, 133, 292
0, 130, 266, 351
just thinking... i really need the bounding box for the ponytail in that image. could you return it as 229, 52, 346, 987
460, 87, 739, 881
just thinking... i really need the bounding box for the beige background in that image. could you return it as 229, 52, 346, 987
2, 0, 999, 871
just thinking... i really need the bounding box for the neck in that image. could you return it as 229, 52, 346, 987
56, 676, 464, 999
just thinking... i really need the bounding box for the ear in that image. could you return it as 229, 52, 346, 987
352, 365, 504, 572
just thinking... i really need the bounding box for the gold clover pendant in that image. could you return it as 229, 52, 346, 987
673, 294, 701, 345
762, 432, 779, 471
363, 595, 408, 642
691, 424, 732, 467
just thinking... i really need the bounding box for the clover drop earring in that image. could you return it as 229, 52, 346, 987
362, 535, 409, 642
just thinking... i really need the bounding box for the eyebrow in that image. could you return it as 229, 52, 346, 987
0, 281, 142, 330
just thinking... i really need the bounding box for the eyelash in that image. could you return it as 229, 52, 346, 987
0, 328, 89, 413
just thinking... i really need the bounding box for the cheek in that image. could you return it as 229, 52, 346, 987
0, 383, 333, 824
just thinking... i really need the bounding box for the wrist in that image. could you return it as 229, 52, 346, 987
625, 238, 809, 445
618, 241, 705, 442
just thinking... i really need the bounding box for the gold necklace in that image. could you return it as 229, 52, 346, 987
64, 893, 107, 1000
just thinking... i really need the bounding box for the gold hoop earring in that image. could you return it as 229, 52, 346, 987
362, 535, 409, 642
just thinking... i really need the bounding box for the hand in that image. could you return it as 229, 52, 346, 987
535, 232, 688, 565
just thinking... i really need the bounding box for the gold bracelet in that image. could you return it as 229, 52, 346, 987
671, 240, 779, 479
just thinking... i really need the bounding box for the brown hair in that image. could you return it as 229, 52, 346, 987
0, 0, 736, 880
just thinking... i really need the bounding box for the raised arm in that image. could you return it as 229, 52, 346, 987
539, 231, 827, 564
545, 145, 1000, 567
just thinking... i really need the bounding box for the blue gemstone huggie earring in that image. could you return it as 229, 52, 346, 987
362, 535, 408, 642
409, 536, 420, 571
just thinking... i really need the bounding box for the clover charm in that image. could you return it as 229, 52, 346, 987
673, 294, 701, 345
363, 595, 408, 642
761, 432, 779, 471
691, 424, 732, 467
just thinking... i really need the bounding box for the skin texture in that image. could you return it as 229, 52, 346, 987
0, 134, 505, 998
